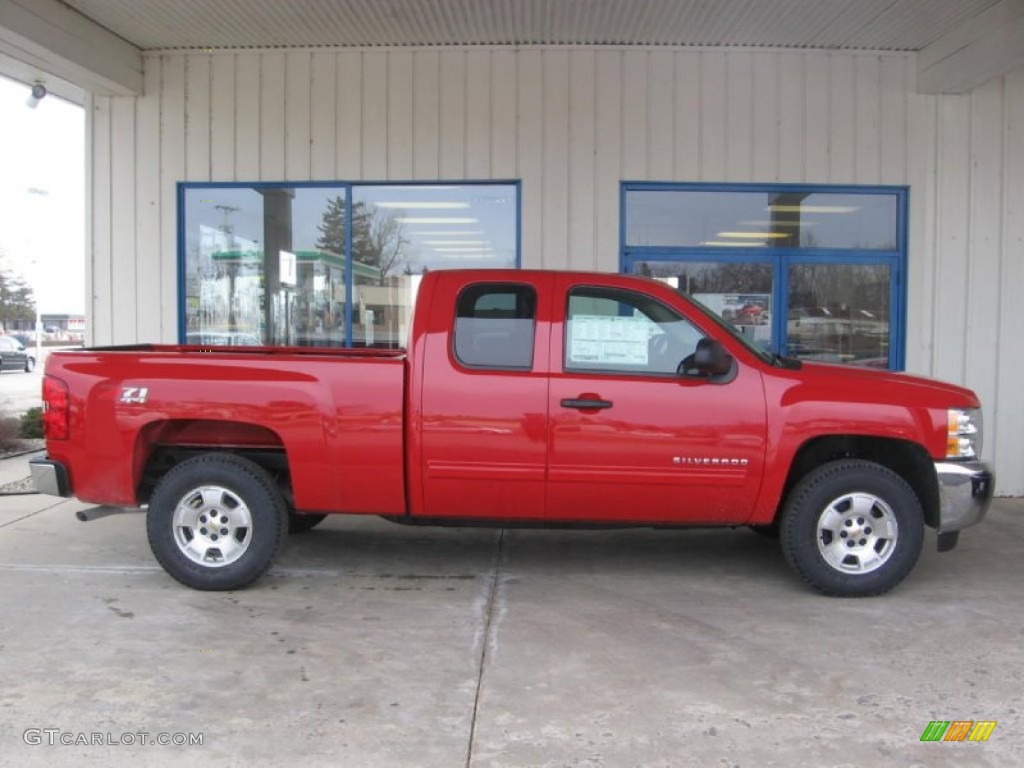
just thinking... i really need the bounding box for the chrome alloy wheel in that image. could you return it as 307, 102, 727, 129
171, 485, 253, 567
816, 492, 899, 574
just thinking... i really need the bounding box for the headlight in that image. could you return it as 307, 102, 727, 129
947, 408, 983, 460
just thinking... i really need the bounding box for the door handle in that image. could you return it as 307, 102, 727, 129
560, 397, 613, 410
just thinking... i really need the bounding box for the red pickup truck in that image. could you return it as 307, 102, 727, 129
31, 269, 993, 596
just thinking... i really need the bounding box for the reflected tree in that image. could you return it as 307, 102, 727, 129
316, 197, 409, 284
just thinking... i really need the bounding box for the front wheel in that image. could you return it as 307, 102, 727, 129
24, 357, 35, 373
147, 453, 288, 590
780, 460, 924, 597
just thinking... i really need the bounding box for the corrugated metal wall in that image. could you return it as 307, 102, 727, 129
88, 47, 1024, 494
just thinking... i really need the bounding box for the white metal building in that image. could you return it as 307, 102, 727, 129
2, 0, 1023, 493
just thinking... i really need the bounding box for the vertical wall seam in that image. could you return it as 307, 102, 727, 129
800, 52, 807, 182
307, 51, 314, 178
696, 51, 703, 180
930, 96, 942, 376
207, 54, 214, 181
540, 49, 546, 267
183, 55, 189, 183
593, 50, 600, 269
567, 51, 574, 268
437, 52, 443, 178
989, 77, 1006, 453
463, 49, 469, 178
333, 52, 341, 179
962, 94, 973, 384
645, 51, 652, 179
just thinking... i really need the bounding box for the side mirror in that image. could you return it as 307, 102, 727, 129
679, 338, 736, 382
693, 338, 731, 376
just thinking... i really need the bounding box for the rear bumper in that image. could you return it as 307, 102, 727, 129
934, 460, 993, 533
30, 457, 71, 498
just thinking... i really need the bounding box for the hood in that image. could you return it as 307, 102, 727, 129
779, 361, 981, 410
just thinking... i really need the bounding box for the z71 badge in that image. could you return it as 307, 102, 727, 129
119, 387, 149, 404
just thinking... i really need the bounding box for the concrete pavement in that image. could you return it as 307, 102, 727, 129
0, 456, 1021, 767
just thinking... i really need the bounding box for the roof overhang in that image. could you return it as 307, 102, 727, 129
0, 0, 142, 97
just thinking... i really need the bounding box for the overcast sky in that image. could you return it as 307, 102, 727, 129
0, 75, 85, 315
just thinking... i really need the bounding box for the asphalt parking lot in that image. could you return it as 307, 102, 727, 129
0, 481, 1021, 767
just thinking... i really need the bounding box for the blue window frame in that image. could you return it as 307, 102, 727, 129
621, 182, 908, 370
178, 180, 521, 349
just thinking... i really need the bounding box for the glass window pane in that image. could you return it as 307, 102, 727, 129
565, 286, 702, 375
636, 261, 775, 352
454, 284, 536, 369
183, 186, 350, 347
626, 189, 898, 250
350, 184, 517, 348
787, 264, 890, 366
183, 183, 518, 349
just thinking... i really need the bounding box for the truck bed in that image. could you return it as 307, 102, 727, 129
43, 345, 408, 514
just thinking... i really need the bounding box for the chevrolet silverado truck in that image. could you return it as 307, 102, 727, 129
31, 270, 993, 596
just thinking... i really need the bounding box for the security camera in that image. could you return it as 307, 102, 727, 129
26, 83, 47, 109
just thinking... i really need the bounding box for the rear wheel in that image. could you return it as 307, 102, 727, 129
780, 460, 924, 597
147, 453, 288, 590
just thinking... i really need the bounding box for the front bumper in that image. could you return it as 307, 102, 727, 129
934, 460, 993, 533
29, 457, 71, 498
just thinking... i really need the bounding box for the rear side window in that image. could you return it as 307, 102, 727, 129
454, 284, 537, 370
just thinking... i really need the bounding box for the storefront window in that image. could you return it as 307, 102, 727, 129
623, 183, 906, 369
181, 182, 518, 348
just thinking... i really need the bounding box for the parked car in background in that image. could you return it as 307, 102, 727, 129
0, 335, 35, 372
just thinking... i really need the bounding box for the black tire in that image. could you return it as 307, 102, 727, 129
147, 453, 288, 590
289, 512, 327, 534
24, 357, 35, 373
779, 459, 924, 597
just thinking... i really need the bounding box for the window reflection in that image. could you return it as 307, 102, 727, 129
626, 189, 898, 250
182, 183, 517, 348
637, 261, 774, 351
787, 264, 890, 366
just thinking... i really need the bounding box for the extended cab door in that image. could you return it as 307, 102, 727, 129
414, 273, 552, 519
546, 276, 768, 524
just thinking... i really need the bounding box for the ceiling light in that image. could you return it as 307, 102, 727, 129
716, 232, 790, 239
376, 202, 469, 209
396, 217, 478, 224
423, 240, 489, 246
408, 230, 485, 236
699, 241, 768, 247
768, 205, 858, 213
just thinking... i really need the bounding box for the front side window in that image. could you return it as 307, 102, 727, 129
181, 182, 519, 349
454, 284, 536, 370
565, 286, 702, 376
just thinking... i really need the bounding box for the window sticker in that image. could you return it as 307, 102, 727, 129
568, 316, 651, 366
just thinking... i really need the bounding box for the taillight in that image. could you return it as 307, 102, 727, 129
42, 376, 70, 440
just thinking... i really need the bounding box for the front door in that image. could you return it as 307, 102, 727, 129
546, 278, 767, 524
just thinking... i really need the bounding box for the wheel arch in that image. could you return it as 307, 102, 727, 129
780, 435, 939, 529
133, 419, 291, 504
